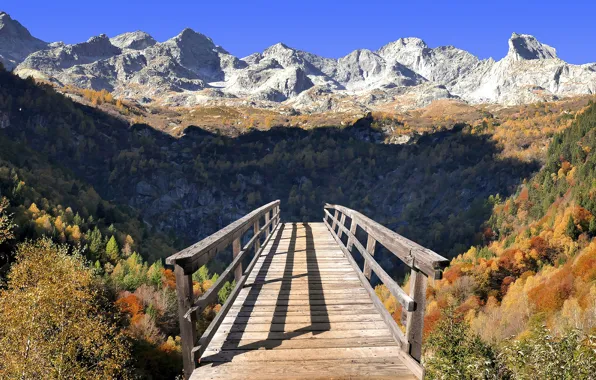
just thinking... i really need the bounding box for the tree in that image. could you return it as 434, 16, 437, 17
0, 196, 15, 246
425, 308, 503, 379
565, 215, 578, 239
0, 239, 131, 378
106, 235, 120, 262
87, 227, 104, 261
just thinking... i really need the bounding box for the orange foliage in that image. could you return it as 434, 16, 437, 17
162, 269, 176, 289
456, 296, 480, 315
443, 265, 463, 284
501, 276, 516, 296
116, 294, 144, 324
528, 266, 574, 313
423, 308, 441, 338
573, 245, 596, 282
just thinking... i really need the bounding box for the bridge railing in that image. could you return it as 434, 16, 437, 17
323, 204, 449, 377
166, 200, 281, 379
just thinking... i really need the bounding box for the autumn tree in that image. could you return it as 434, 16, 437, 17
0, 239, 131, 378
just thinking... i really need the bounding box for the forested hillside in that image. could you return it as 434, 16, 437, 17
0, 64, 594, 378
0, 64, 538, 265
404, 102, 596, 378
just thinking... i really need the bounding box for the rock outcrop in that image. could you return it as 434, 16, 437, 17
0, 12, 47, 70
3, 10, 594, 110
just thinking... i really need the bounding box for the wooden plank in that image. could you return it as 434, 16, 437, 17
192, 221, 282, 361
226, 304, 378, 315
225, 308, 379, 318
241, 283, 365, 291
232, 238, 242, 281
175, 264, 198, 379
253, 219, 260, 254
337, 213, 347, 239
192, 359, 417, 380
206, 336, 397, 351
216, 321, 388, 333
363, 234, 377, 280
190, 220, 420, 380
183, 216, 278, 320
210, 329, 395, 342
236, 292, 370, 301
201, 346, 404, 363
324, 210, 415, 312
166, 200, 280, 272
221, 314, 383, 325
325, 204, 449, 278
324, 218, 407, 347
405, 268, 428, 363
231, 298, 374, 307
323, 218, 424, 379
237, 288, 368, 297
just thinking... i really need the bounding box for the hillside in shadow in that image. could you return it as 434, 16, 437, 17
0, 68, 538, 272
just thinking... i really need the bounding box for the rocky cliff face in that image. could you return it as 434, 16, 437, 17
0, 12, 47, 70
3, 11, 595, 110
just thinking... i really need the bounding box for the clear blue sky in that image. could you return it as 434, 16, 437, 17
3, 0, 595, 63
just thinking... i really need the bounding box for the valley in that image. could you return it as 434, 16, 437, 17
0, 7, 595, 379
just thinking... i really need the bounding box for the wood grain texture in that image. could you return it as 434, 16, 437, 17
325, 203, 449, 279
191, 222, 419, 379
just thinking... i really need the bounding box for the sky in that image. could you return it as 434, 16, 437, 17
3, 0, 596, 64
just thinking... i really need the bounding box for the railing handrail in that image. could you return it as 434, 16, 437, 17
169, 200, 281, 379
166, 200, 280, 273
324, 203, 449, 279
323, 204, 449, 377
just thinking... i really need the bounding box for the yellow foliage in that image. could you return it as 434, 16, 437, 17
0, 239, 130, 378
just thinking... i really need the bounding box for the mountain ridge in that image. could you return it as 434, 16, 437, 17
1, 11, 595, 111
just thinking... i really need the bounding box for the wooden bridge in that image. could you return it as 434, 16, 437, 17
166, 201, 449, 379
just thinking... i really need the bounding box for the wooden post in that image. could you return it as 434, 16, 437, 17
363, 235, 377, 280
175, 264, 198, 379
232, 237, 242, 281
405, 268, 428, 362
331, 210, 339, 231
265, 210, 271, 236
337, 213, 347, 240
347, 220, 358, 251
253, 219, 261, 253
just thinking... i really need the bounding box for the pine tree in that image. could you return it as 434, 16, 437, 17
87, 227, 104, 261
106, 236, 120, 262
565, 215, 578, 239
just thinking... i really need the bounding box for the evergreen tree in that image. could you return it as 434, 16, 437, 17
106, 236, 120, 262
565, 215, 578, 239
87, 227, 104, 261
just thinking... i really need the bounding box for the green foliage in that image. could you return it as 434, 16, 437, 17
110, 252, 149, 291
218, 280, 235, 304
501, 326, 596, 379
565, 215, 578, 239
147, 260, 164, 288
192, 265, 210, 283
106, 235, 120, 262
425, 308, 503, 379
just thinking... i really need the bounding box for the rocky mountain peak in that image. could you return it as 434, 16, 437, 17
76, 34, 121, 57
110, 31, 156, 50
0, 11, 47, 70
172, 28, 215, 47
507, 33, 557, 61
0, 11, 42, 43
396, 37, 428, 49
4, 11, 595, 110
264, 42, 292, 53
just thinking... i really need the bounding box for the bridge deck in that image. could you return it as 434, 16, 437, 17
191, 222, 416, 379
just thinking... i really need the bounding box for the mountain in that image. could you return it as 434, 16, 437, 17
3, 11, 596, 111
0, 11, 47, 70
